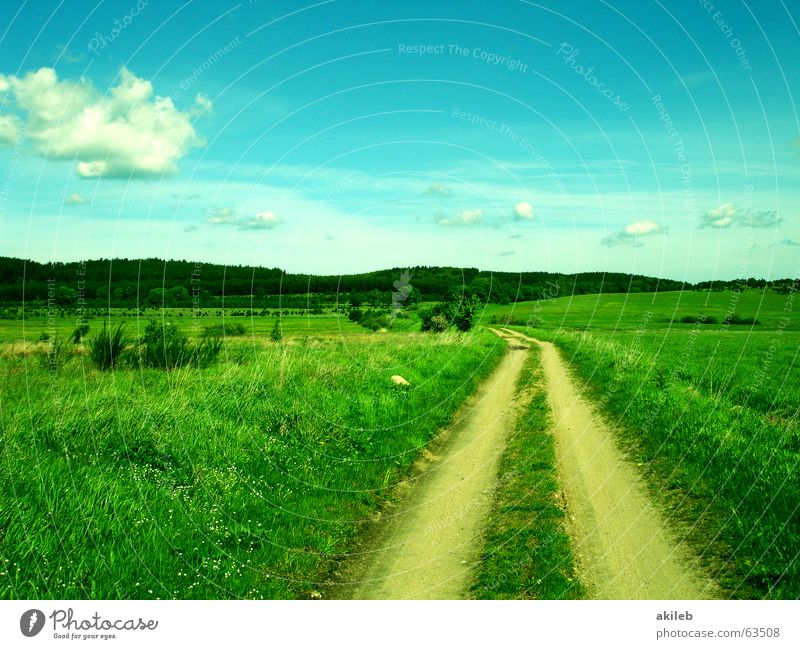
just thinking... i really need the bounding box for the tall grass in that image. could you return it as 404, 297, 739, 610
0, 330, 505, 598
87, 323, 128, 370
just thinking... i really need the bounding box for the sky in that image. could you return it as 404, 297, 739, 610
0, 0, 798, 281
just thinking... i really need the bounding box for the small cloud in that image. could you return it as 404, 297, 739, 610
191, 93, 212, 117
777, 238, 800, 247
498, 250, 516, 257
241, 210, 280, 230
64, 192, 88, 205
207, 207, 238, 224
55, 44, 85, 64
207, 207, 281, 230
508, 233, 523, 239
423, 182, 452, 197
602, 219, 664, 247
435, 208, 483, 226
513, 201, 535, 221
324, 233, 336, 240
699, 203, 781, 229
184, 224, 198, 233
699, 202, 737, 228
745, 210, 781, 228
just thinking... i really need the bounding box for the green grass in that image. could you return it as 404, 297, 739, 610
0, 309, 367, 344
0, 330, 505, 598
479, 288, 798, 331
471, 345, 584, 599
534, 327, 800, 598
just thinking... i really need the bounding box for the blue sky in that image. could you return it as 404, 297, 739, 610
0, 0, 798, 280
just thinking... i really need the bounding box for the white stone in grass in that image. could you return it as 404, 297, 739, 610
391, 375, 410, 386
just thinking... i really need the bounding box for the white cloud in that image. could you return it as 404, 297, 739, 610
0, 114, 18, 146
65, 192, 88, 205
602, 219, 664, 247
513, 201, 535, 220
184, 224, 198, 233
207, 207, 281, 230
423, 182, 452, 196
435, 208, 483, 226
2, 67, 205, 178
699, 202, 781, 229
191, 93, 212, 117
207, 207, 238, 224
700, 202, 736, 228
242, 210, 280, 230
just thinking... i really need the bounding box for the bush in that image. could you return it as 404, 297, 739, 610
428, 314, 449, 332
70, 324, 90, 343
138, 320, 223, 370
202, 322, 246, 337
88, 323, 129, 370
38, 332, 50, 342
270, 318, 283, 342
348, 309, 363, 323
725, 313, 760, 326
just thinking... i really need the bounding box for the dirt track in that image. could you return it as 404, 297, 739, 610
335, 329, 718, 599
336, 334, 528, 599
506, 329, 719, 599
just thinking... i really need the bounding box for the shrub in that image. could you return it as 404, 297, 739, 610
138, 320, 223, 370
725, 313, 760, 326
88, 323, 129, 370
428, 314, 449, 333
38, 332, 50, 342
70, 324, 90, 343
348, 309, 363, 323
202, 322, 246, 337
270, 318, 283, 342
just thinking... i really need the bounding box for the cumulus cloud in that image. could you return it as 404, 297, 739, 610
435, 208, 483, 226
207, 207, 281, 230
423, 182, 452, 196
776, 238, 799, 247
602, 219, 664, 247
699, 202, 736, 228
191, 93, 212, 117
513, 201, 535, 220
498, 250, 515, 257
1, 67, 206, 178
184, 224, 198, 233
508, 233, 523, 239
699, 202, 781, 229
64, 192, 88, 205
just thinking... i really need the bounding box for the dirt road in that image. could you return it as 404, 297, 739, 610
335, 333, 529, 599
506, 329, 719, 599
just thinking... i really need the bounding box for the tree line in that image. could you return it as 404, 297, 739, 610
1, 256, 792, 308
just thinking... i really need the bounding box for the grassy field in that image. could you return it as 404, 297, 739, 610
481, 287, 798, 331
506, 303, 799, 597
0, 329, 505, 598
471, 345, 584, 599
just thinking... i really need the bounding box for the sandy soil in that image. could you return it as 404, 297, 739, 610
334, 332, 529, 599
506, 330, 719, 599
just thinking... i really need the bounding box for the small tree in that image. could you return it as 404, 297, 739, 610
270, 317, 283, 342
453, 295, 481, 332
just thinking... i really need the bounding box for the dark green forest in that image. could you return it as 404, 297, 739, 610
0, 256, 794, 310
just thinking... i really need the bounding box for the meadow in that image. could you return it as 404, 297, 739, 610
498, 287, 799, 598
0, 328, 505, 598
1, 286, 797, 599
